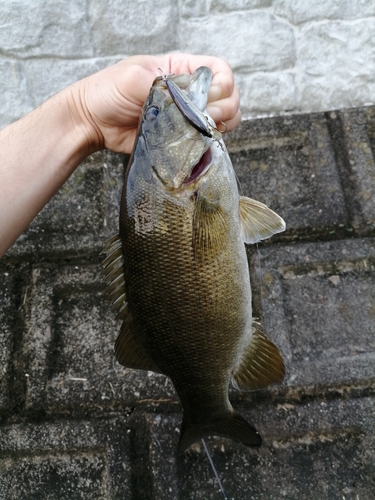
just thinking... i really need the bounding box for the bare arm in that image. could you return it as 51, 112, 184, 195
0, 92, 92, 256
0, 54, 240, 257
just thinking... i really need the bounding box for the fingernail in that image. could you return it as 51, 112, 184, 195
208, 85, 221, 102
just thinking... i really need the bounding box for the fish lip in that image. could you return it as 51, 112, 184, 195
182, 147, 212, 186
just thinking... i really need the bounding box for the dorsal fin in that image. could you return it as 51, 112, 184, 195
101, 234, 126, 313
232, 323, 285, 391
101, 234, 161, 373
239, 196, 285, 244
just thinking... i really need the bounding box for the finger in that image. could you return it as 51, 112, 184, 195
222, 109, 241, 133
168, 54, 235, 97
206, 84, 240, 124
209, 66, 235, 100
114, 60, 156, 107
206, 108, 241, 133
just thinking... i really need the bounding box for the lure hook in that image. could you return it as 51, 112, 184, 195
158, 69, 223, 146
217, 121, 227, 134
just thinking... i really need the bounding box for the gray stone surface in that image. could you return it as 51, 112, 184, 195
236, 71, 297, 115
0, 59, 33, 125
210, 0, 273, 12
1, 107, 375, 498
0, 266, 23, 412
1, 1, 375, 127
88, 0, 178, 56
0, 0, 92, 58
328, 107, 375, 232
22, 263, 176, 414
273, 0, 375, 24
0, 419, 132, 499
228, 113, 348, 236
298, 19, 375, 112
249, 238, 375, 390
179, 11, 295, 72
139, 397, 375, 499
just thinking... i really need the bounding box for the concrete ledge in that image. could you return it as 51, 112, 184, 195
1, 107, 374, 499
21, 264, 176, 415
250, 237, 375, 390
0, 419, 132, 499
132, 397, 375, 499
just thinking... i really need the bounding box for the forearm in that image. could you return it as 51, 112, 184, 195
0, 88, 97, 257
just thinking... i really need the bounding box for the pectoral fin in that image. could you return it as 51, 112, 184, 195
232, 324, 285, 391
192, 194, 226, 258
239, 196, 285, 244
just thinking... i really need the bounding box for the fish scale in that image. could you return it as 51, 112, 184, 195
102, 66, 286, 453
122, 195, 245, 416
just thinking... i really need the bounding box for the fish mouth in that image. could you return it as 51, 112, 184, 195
183, 147, 212, 186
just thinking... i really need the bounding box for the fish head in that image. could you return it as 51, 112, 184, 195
138, 67, 215, 190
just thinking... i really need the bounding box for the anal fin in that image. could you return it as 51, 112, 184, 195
115, 313, 162, 373
232, 324, 285, 391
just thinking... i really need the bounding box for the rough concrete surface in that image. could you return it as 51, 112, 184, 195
1, 107, 375, 499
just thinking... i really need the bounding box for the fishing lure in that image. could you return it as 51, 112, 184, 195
159, 70, 224, 144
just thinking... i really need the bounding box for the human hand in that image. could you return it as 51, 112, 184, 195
66, 54, 241, 154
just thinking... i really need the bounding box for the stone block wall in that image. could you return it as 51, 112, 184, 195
1, 0, 375, 128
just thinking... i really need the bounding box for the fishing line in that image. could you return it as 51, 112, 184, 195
233, 171, 266, 311
201, 439, 228, 500
255, 242, 265, 317
233, 170, 266, 315
233, 166, 244, 197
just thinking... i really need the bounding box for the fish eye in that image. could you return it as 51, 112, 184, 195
145, 106, 159, 121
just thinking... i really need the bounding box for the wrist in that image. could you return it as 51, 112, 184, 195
63, 81, 105, 155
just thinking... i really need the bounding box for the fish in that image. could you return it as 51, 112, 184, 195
101, 67, 286, 454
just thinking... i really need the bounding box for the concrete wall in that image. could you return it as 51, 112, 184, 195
1, 0, 375, 128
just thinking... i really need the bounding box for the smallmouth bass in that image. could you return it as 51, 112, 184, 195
102, 67, 285, 453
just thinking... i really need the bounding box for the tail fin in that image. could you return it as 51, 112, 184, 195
178, 411, 262, 454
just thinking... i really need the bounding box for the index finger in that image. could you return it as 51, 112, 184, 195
168, 54, 235, 101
